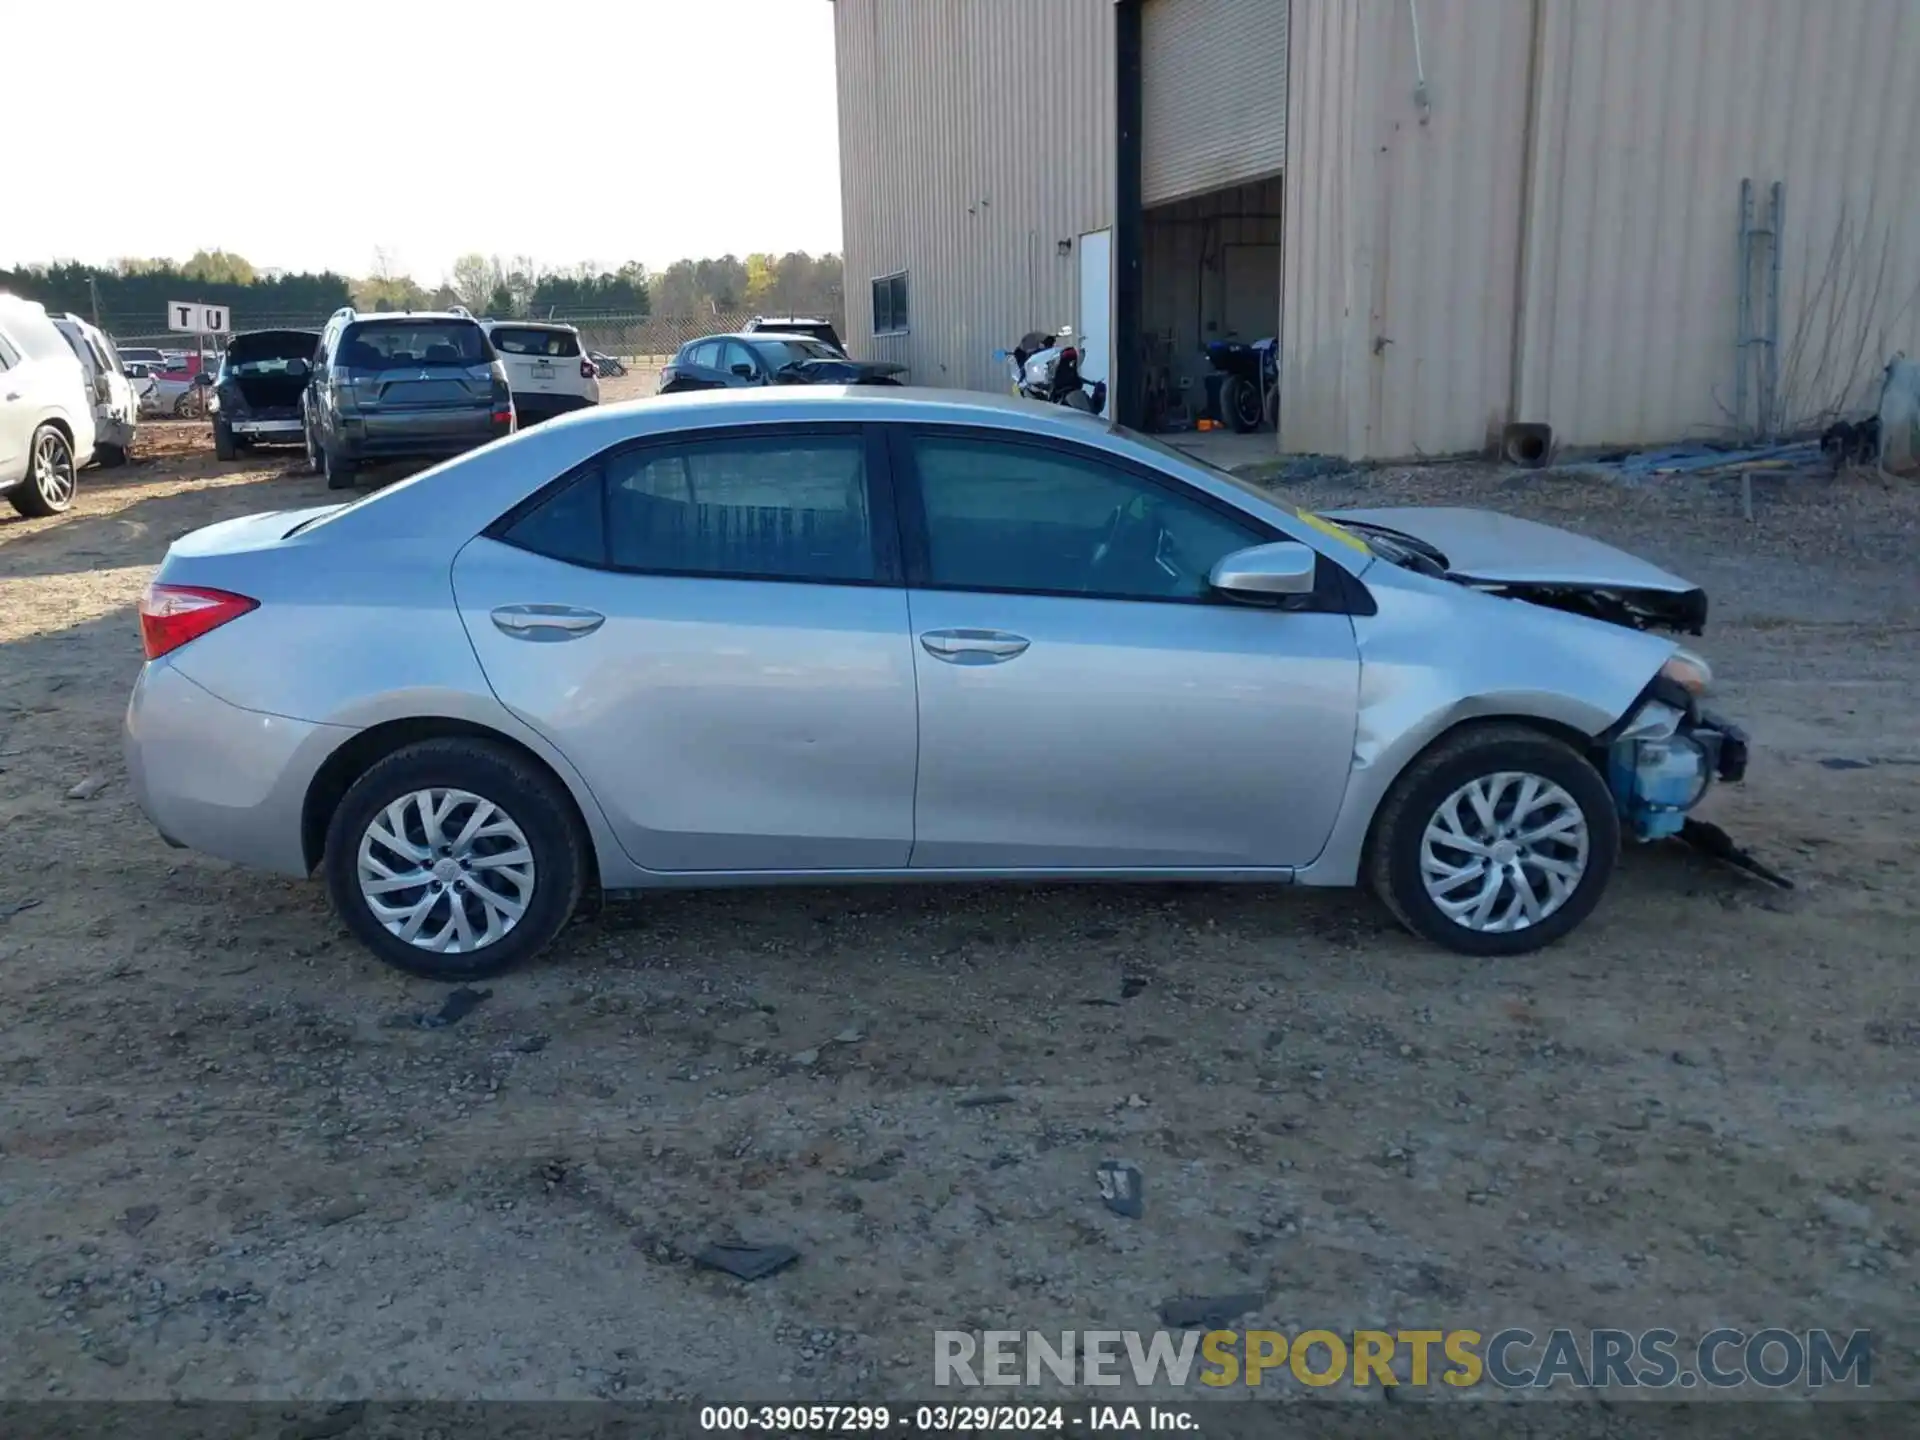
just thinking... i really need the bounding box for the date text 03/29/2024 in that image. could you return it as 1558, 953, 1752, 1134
698, 1406, 1188, 1433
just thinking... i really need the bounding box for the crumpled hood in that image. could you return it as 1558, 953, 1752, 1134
1323, 506, 1697, 592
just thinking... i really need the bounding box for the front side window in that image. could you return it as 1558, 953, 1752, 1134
500, 431, 876, 585
872, 272, 908, 335
907, 433, 1264, 602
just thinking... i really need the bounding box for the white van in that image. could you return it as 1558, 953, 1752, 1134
0, 294, 96, 516
52, 314, 139, 466
476, 319, 599, 425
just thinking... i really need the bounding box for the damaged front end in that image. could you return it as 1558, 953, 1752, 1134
1605, 671, 1749, 841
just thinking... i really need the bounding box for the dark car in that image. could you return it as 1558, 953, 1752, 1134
740, 315, 846, 355
657, 332, 904, 394
211, 329, 321, 459
302, 308, 513, 489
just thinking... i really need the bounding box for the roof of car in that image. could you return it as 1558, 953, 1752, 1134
691, 332, 827, 346
344, 311, 483, 325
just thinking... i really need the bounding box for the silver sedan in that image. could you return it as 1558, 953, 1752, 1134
125, 389, 1748, 978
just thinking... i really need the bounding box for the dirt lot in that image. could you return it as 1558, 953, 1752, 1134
1, 401, 1916, 1406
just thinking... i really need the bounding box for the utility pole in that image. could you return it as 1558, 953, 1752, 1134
89, 276, 103, 329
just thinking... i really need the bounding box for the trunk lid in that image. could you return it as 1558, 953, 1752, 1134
487, 324, 585, 396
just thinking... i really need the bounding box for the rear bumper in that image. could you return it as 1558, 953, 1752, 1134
335, 418, 509, 461
124, 661, 354, 877
512, 392, 596, 425
228, 417, 304, 439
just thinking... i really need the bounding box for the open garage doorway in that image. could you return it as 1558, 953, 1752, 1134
1136, 175, 1282, 454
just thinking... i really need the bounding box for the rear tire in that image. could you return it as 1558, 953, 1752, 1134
9, 425, 77, 517
1062, 389, 1095, 412
213, 422, 238, 461
1365, 723, 1619, 956
324, 738, 587, 980
1227, 375, 1264, 433
323, 445, 356, 490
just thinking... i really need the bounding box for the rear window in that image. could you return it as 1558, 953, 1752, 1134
490, 327, 581, 358
339, 321, 491, 369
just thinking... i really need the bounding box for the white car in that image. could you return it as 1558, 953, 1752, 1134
51, 314, 140, 466
0, 294, 96, 515
477, 319, 598, 425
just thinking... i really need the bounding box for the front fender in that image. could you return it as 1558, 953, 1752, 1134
1295, 564, 1675, 886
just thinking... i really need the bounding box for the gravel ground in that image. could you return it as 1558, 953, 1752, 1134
0, 409, 1916, 1405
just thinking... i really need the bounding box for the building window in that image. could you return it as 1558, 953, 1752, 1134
871, 272, 909, 336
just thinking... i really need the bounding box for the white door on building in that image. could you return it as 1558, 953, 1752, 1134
1077, 229, 1112, 389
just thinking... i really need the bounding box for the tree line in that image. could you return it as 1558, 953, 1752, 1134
0, 249, 844, 331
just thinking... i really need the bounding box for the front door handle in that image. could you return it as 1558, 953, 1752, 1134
919, 628, 1031, 664
490, 604, 605, 641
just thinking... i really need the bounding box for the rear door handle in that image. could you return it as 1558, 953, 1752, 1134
490, 604, 605, 641
919, 628, 1031, 664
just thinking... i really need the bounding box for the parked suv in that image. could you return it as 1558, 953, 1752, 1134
211, 329, 320, 459
741, 315, 846, 355
0, 293, 97, 516
476, 319, 598, 426
51, 314, 139, 466
302, 308, 513, 489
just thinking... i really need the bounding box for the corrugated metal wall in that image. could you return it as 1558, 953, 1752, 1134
1515, 0, 1920, 447
1280, 0, 1535, 459
1142, 0, 1288, 206
1283, 0, 1920, 458
833, 0, 1115, 394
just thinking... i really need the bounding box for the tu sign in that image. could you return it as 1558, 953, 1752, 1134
167, 301, 231, 334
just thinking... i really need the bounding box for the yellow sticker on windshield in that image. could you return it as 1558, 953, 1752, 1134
1299, 510, 1371, 554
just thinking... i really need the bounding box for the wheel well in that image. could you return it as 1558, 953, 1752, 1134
301, 717, 596, 874
1360, 713, 1603, 861
37, 417, 74, 448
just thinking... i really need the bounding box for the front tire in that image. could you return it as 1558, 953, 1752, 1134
1366, 724, 1619, 956
324, 738, 586, 980
95, 442, 129, 468
9, 424, 78, 517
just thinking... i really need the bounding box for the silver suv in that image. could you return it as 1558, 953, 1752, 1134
302, 308, 514, 489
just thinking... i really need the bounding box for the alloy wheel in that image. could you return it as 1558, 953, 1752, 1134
356, 788, 536, 954
32, 431, 76, 509
1419, 771, 1590, 933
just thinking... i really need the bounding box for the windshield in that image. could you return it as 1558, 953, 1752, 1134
751, 338, 842, 368
1112, 425, 1377, 557
340, 320, 491, 369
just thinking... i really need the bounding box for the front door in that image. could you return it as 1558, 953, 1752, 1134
452, 424, 918, 872
893, 428, 1360, 870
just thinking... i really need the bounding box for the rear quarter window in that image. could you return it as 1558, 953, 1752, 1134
490, 327, 581, 358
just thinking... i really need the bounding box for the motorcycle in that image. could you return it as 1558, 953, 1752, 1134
999, 327, 1108, 415
1205, 336, 1277, 433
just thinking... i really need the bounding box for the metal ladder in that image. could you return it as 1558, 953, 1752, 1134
1736, 178, 1784, 441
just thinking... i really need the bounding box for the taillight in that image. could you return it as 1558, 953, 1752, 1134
1061, 347, 1079, 364
139, 583, 258, 661
580, 356, 596, 379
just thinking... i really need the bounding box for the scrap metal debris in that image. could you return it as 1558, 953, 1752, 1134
1096, 1159, 1144, 1218
1679, 819, 1793, 889
693, 1242, 799, 1282
1158, 1292, 1265, 1330
0, 897, 40, 922
410, 986, 493, 1030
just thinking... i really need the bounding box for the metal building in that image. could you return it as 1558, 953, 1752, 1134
834, 0, 1920, 460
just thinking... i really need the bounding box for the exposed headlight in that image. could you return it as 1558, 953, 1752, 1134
1660, 647, 1713, 697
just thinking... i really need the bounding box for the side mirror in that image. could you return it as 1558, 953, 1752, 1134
730, 363, 756, 379
1209, 541, 1318, 599
193, 370, 215, 387
286, 358, 311, 379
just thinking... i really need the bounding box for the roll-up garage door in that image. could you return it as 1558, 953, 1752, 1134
1142, 0, 1289, 207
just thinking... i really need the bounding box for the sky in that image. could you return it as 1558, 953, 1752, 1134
6, 0, 843, 282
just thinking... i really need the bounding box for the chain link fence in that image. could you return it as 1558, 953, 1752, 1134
106, 310, 843, 364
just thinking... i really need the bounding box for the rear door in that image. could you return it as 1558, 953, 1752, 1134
451, 423, 918, 872
341, 319, 496, 441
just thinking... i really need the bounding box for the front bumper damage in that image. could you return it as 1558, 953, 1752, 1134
1603, 689, 1788, 887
